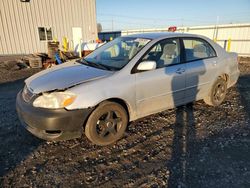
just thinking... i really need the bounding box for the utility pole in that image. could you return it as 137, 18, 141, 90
112, 18, 114, 31
213, 16, 219, 41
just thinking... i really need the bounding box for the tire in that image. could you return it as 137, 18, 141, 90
85, 101, 128, 146
204, 77, 227, 106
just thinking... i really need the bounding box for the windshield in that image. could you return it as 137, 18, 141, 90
83, 37, 151, 70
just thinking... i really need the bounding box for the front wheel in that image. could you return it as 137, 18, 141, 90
85, 101, 128, 146
204, 77, 227, 106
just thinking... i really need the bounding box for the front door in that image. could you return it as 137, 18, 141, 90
135, 38, 186, 117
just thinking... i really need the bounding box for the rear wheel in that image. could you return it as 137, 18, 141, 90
85, 101, 128, 146
204, 77, 227, 106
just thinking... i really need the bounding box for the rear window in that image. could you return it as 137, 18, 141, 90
183, 38, 216, 62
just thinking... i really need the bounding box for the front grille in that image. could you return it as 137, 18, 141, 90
22, 85, 35, 102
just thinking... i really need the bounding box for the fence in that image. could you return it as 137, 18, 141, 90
121, 23, 250, 56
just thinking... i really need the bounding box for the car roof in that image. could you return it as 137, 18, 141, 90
123, 32, 201, 40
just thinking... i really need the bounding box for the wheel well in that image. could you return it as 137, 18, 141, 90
82, 98, 130, 130
219, 74, 229, 83
106, 98, 130, 121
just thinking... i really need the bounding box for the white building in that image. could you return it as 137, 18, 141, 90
0, 0, 97, 55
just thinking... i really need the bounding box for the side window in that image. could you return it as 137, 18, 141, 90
142, 38, 180, 69
183, 38, 216, 61
38, 27, 46, 41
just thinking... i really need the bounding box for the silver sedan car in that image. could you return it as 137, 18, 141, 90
16, 33, 240, 145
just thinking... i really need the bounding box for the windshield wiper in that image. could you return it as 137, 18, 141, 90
76, 58, 91, 66
92, 62, 112, 71
77, 58, 114, 71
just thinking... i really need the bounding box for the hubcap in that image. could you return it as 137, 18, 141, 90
96, 111, 122, 138
213, 83, 226, 102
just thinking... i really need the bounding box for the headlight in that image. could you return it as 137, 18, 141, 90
33, 92, 76, 109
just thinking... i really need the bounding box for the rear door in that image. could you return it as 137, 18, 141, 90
135, 38, 186, 117
182, 38, 217, 102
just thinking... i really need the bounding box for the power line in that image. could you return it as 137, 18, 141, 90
98, 13, 250, 31
97, 12, 250, 22
97, 13, 182, 22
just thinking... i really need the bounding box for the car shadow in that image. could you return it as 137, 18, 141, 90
166, 109, 250, 188
236, 73, 250, 119
167, 104, 196, 187
166, 67, 250, 188
0, 79, 43, 177
166, 51, 206, 187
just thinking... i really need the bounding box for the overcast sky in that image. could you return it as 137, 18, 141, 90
96, 0, 250, 31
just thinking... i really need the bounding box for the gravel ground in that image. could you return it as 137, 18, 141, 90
0, 62, 250, 187
0, 60, 41, 84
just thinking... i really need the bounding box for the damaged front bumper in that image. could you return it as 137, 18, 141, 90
16, 91, 94, 141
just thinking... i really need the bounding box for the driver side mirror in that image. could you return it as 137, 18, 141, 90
137, 61, 156, 71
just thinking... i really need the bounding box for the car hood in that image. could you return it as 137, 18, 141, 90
25, 61, 113, 94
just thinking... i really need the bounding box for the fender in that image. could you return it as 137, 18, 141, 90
65, 73, 137, 121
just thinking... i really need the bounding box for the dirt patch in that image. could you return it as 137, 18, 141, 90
0, 62, 250, 187
0, 58, 41, 84
0, 68, 41, 84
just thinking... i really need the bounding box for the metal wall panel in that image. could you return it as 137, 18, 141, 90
0, 0, 97, 54
0, 0, 12, 54
0, 2, 7, 54
187, 28, 215, 39
186, 24, 250, 56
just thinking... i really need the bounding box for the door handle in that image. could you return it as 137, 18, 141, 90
175, 68, 185, 74
213, 61, 217, 66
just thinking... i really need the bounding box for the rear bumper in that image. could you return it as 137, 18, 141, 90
16, 91, 94, 141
